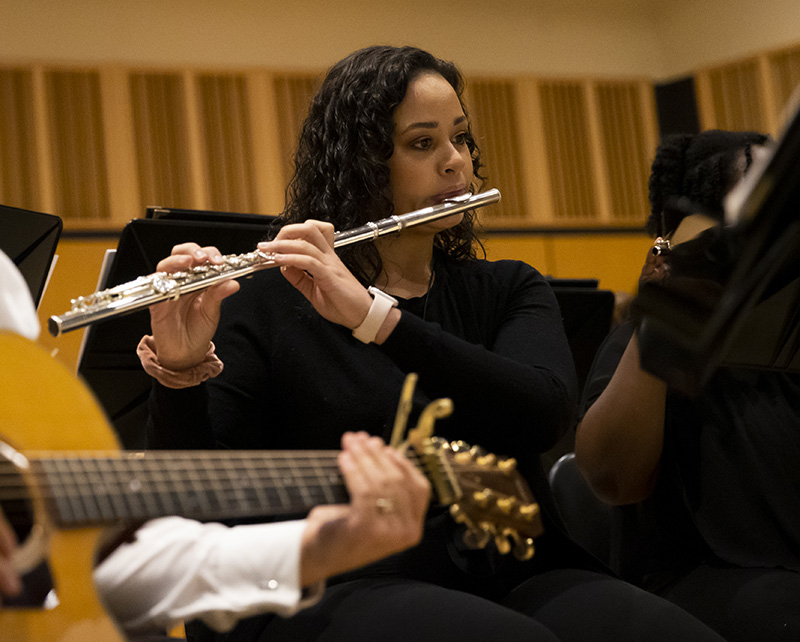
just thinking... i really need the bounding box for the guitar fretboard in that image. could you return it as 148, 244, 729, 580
30, 451, 351, 527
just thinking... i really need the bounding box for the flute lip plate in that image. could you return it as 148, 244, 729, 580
443, 193, 472, 204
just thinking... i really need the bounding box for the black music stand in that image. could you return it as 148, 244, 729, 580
635, 101, 800, 393
0, 204, 62, 307
543, 278, 616, 469
547, 278, 615, 392
77, 212, 278, 449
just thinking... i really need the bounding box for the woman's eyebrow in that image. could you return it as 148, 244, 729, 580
401, 115, 467, 134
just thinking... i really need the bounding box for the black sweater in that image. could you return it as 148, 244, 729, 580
148, 252, 599, 595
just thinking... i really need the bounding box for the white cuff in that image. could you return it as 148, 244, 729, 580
352, 286, 398, 344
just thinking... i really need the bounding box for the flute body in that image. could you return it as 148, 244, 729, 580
49, 189, 500, 336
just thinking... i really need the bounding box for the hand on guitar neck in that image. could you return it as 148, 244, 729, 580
300, 431, 430, 586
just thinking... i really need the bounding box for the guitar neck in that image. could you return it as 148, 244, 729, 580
25, 450, 355, 528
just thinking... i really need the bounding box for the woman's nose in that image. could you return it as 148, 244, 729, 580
441, 143, 467, 174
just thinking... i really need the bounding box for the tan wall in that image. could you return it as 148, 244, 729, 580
2, 0, 797, 80
0, 0, 661, 76
654, 0, 800, 78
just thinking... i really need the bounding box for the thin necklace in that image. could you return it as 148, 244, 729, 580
421, 265, 435, 322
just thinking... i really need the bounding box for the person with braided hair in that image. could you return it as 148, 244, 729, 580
575, 129, 800, 642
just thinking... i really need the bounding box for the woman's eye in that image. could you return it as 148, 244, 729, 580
412, 137, 433, 150
454, 132, 469, 146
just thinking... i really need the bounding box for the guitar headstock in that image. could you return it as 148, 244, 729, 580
419, 437, 543, 561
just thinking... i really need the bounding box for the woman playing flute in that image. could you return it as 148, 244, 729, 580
137, 45, 725, 642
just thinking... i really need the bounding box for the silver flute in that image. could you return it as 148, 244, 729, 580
48, 189, 501, 336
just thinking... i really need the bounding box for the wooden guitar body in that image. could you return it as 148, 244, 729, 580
0, 331, 543, 640
1, 331, 125, 641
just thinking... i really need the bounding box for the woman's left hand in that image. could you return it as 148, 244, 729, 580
257, 221, 373, 330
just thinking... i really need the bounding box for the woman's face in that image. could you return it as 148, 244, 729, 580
387, 72, 472, 229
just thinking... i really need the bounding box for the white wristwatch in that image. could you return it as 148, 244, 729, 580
352, 286, 398, 344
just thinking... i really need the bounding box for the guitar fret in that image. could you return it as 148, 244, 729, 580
313, 456, 340, 505
41, 459, 95, 526
144, 457, 181, 516
162, 455, 196, 516
291, 457, 313, 507
128, 457, 163, 518
172, 454, 213, 516
197, 454, 225, 516
242, 456, 271, 512
263, 456, 292, 511
220, 455, 254, 516
81, 458, 116, 521
95, 457, 130, 520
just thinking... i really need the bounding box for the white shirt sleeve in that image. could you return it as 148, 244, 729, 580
0, 249, 40, 339
93, 516, 324, 636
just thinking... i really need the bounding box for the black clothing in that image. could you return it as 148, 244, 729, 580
150, 254, 724, 642
580, 320, 800, 641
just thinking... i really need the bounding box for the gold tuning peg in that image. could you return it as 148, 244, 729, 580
496, 496, 518, 514
450, 504, 468, 524
493, 533, 512, 555
476, 453, 497, 467
462, 526, 492, 550
513, 536, 536, 561
518, 502, 540, 521
472, 488, 494, 508
501, 528, 536, 561
469, 444, 486, 457
454, 451, 473, 465
498, 457, 517, 472
451, 440, 471, 452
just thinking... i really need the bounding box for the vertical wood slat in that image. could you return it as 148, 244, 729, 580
30, 66, 56, 216
465, 79, 527, 224
768, 46, 800, 129
99, 66, 140, 223
44, 68, 110, 220
515, 78, 554, 225
595, 80, 655, 225
699, 58, 768, 134
196, 72, 257, 213
539, 80, 595, 223
757, 54, 780, 137
584, 81, 612, 224
272, 73, 319, 186
0, 67, 40, 211
130, 71, 194, 210
245, 71, 287, 215
183, 71, 208, 210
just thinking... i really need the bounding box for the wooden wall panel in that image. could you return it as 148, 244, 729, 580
271, 73, 320, 187
539, 80, 597, 224
595, 81, 655, 225
196, 73, 258, 213
697, 58, 769, 134
129, 72, 194, 211
0, 68, 40, 212
466, 79, 528, 224
44, 69, 110, 221
769, 47, 800, 124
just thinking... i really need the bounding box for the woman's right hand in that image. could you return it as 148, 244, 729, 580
148, 243, 240, 371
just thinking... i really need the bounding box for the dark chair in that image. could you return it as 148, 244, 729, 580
548, 452, 613, 566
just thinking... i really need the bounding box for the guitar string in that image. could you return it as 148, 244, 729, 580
0, 455, 509, 504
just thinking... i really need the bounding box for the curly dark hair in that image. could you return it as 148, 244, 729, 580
647, 129, 769, 237
280, 45, 485, 284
